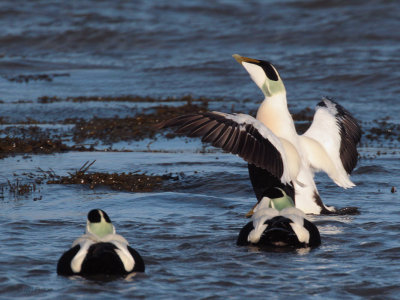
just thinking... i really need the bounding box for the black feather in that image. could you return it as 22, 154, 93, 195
159, 112, 285, 181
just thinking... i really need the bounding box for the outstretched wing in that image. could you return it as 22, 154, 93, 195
159, 111, 292, 184
301, 97, 361, 188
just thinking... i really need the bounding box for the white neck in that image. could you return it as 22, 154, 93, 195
256, 93, 297, 140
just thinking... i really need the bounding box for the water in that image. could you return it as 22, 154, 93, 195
1, 0, 400, 298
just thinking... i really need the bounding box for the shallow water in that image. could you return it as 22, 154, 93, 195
1, 0, 400, 299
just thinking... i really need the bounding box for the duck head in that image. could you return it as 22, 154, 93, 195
233, 54, 286, 97
86, 209, 116, 238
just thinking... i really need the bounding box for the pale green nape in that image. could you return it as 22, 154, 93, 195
261, 76, 286, 97
88, 222, 114, 238
269, 190, 295, 211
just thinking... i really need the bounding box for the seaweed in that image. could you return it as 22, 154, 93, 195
46, 161, 178, 192
72, 101, 208, 143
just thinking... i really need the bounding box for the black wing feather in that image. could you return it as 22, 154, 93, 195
179, 117, 211, 135
159, 112, 285, 181
213, 125, 232, 148
223, 126, 240, 152
188, 119, 215, 137
203, 123, 226, 143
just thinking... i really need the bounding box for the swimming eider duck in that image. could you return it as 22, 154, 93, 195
57, 209, 145, 276
159, 54, 361, 215
237, 187, 321, 249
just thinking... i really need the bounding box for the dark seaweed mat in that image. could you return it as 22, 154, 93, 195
0, 137, 69, 158
72, 101, 208, 143
47, 172, 173, 192
45, 161, 178, 192
0, 137, 93, 159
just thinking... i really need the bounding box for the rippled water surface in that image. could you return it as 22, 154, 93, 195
1, 1, 400, 299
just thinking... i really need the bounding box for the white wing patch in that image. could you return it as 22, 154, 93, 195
302, 99, 355, 188
114, 245, 135, 272
289, 222, 310, 244
281, 208, 310, 244
102, 234, 135, 272
71, 241, 93, 273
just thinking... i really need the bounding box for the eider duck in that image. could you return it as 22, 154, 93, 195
57, 209, 145, 276
159, 54, 361, 214
237, 187, 321, 249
